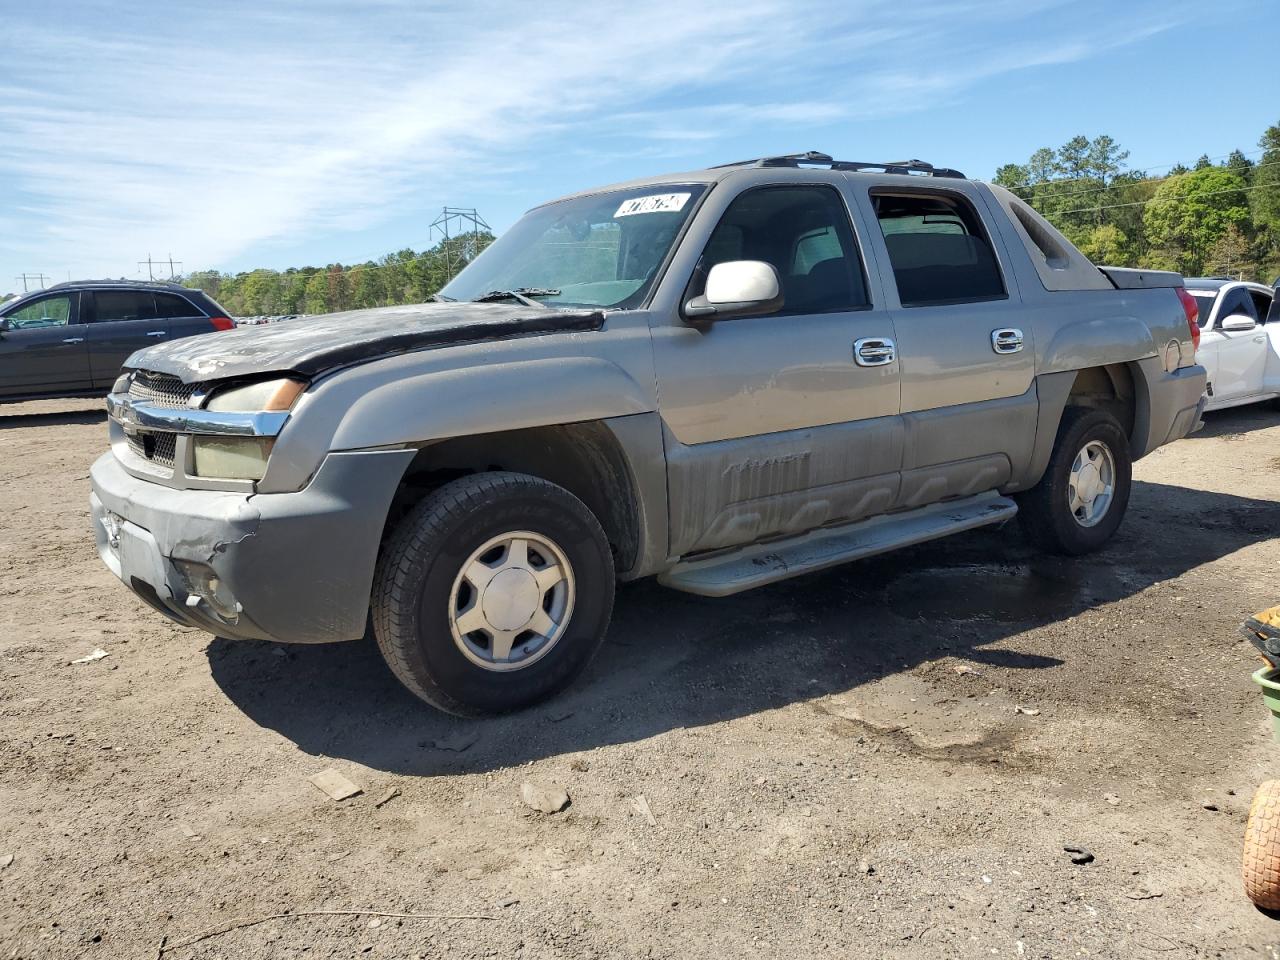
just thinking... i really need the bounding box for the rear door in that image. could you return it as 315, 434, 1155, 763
154, 291, 213, 343
856, 185, 1036, 508
0, 292, 91, 396
84, 290, 169, 386
1211, 286, 1267, 402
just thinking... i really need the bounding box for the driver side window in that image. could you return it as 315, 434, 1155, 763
5, 294, 73, 329
1218, 288, 1258, 326
689, 185, 870, 315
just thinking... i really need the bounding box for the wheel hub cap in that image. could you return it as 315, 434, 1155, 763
448, 531, 576, 673
481, 568, 540, 631
1067, 440, 1116, 528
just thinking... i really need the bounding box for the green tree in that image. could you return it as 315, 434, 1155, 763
1143, 167, 1250, 274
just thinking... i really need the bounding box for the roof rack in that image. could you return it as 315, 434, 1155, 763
47, 278, 189, 290
712, 151, 966, 179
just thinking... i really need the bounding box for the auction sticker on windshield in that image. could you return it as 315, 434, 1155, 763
615, 193, 691, 217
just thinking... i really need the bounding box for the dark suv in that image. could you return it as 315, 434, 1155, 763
0, 280, 234, 402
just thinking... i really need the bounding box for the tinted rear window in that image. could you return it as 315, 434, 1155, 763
872, 192, 1006, 306
154, 293, 204, 318
93, 291, 157, 322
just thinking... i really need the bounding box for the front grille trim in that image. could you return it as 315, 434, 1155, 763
125, 429, 177, 469
128, 371, 203, 409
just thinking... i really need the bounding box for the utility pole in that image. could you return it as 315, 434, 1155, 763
14, 273, 50, 292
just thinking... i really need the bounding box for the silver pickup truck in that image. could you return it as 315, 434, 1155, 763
89, 152, 1207, 715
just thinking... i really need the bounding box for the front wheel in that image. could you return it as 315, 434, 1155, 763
372, 472, 615, 716
1016, 406, 1133, 555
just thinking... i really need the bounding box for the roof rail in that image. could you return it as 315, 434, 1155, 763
712, 151, 966, 179
47, 278, 189, 290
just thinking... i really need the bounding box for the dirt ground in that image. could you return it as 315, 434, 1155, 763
2, 399, 1280, 960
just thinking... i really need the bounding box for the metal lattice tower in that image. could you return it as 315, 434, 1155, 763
430, 207, 491, 281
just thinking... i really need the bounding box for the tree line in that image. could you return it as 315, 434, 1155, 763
180, 119, 1280, 317
182, 233, 493, 317
994, 120, 1280, 281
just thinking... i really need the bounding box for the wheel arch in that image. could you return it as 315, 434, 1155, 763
379, 415, 667, 580
1013, 361, 1143, 491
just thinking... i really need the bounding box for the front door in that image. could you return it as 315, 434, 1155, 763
0, 292, 90, 396
649, 182, 902, 557
1208, 286, 1267, 402
85, 289, 170, 384
857, 186, 1037, 508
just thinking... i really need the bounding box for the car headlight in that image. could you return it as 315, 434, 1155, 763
192, 436, 276, 481
204, 377, 306, 413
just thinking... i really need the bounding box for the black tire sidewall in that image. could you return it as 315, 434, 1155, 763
400, 482, 613, 714
1041, 409, 1132, 554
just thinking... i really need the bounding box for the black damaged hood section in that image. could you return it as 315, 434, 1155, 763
126, 301, 606, 383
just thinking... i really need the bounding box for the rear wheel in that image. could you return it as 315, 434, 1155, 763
372, 472, 615, 716
1016, 406, 1132, 555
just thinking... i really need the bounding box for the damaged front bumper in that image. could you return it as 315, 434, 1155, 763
89, 447, 415, 644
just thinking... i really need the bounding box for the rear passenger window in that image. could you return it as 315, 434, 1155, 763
153, 293, 203, 318
93, 291, 157, 322
873, 192, 1006, 306
694, 185, 869, 314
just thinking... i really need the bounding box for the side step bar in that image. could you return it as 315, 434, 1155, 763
658, 492, 1018, 597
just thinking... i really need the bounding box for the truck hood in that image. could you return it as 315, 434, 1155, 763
125, 301, 606, 383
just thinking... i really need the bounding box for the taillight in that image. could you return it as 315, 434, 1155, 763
208, 316, 235, 331
1176, 288, 1200, 352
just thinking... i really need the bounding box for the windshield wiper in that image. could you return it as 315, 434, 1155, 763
429, 293, 456, 302
472, 288, 560, 309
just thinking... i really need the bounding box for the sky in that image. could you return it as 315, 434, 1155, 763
0, 0, 1275, 291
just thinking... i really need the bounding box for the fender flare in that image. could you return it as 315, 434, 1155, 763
329, 355, 654, 451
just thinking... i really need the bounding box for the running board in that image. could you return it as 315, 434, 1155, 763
658, 492, 1018, 597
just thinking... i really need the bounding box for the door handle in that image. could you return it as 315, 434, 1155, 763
1255, 335, 1267, 343
991, 328, 1024, 354
854, 337, 896, 367
146, 331, 168, 337
62, 337, 85, 344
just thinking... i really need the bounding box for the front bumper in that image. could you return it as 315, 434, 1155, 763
89, 447, 415, 643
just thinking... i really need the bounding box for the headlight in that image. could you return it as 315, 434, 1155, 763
205, 377, 305, 413
111, 372, 133, 395
192, 436, 276, 481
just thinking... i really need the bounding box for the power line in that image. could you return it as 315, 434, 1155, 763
1008, 156, 1280, 202
1043, 180, 1278, 219
1004, 145, 1269, 195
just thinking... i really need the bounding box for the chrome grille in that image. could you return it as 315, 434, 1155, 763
125, 431, 177, 469
128, 371, 200, 409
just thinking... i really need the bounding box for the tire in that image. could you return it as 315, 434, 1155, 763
371, 471, 615, 716
1015, 406, 1132, 556
1244, 780, 1280, 911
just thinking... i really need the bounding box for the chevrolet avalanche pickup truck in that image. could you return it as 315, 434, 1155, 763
89, 152, 1207, 715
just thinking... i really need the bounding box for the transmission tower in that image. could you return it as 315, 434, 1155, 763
14, 273, 50, 292
430, 207, 491, 282
137, 253, 183, 281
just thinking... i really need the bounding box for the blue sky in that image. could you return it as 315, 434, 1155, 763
0, 0, 1274, 291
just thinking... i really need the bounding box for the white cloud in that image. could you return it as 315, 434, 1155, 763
0, 0, 1178, 281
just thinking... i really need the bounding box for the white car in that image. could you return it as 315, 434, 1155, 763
1186, 278, 1280, 412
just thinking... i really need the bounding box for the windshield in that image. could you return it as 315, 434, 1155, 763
1188, 291, 1218, 327
440, 184, 708, 310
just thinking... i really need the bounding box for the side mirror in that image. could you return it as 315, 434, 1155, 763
0, 318, 9, 335
684, 260, 783, 322
1220, 313, 1257, 332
